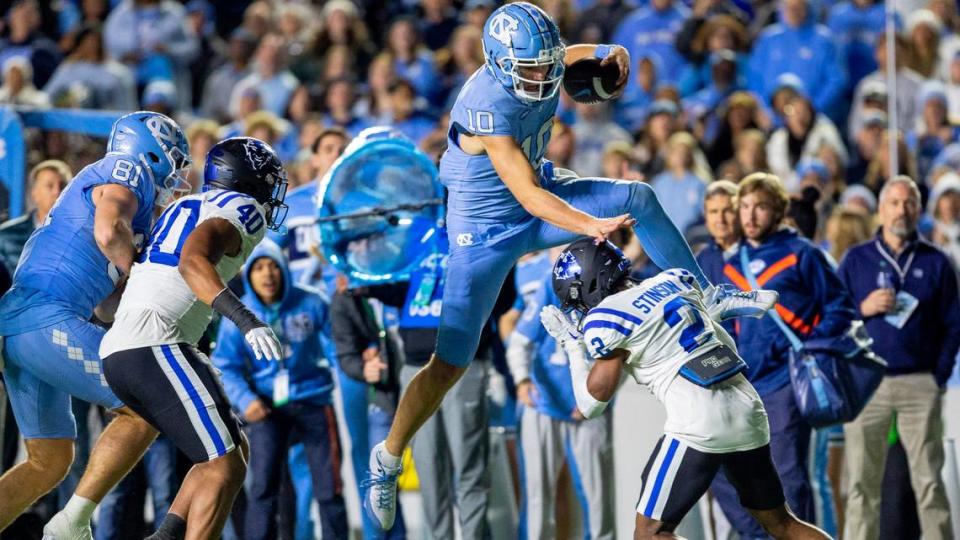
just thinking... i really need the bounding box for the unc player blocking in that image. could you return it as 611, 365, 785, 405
543, 240, 830, 539
365, 2, 722, 530
99, 137, 287, 540
0, 112, 189, 538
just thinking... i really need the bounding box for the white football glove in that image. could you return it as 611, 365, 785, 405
245, 326, 283, 361
540, 305, 583, 349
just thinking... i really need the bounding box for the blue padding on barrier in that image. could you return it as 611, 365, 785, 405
0, 108, 124, 219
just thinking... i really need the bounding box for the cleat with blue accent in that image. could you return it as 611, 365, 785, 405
362, 442, 402, 531
705, 284, 779, 321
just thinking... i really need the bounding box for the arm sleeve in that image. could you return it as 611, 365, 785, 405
803, 246, 857, 340
329, 292, 368, 383
935, 264, 960, 386
210, 318, 260, 414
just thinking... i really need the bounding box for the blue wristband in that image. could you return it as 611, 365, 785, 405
594, 44, 614, 60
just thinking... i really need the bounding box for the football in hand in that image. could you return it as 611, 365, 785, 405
562, 58, 623, 104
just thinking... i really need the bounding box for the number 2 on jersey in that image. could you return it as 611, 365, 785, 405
663, 297, 710, 353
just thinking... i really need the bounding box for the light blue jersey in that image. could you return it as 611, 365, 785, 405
514, 275, 579, 421
512, 251, 553, 312
0, 152, 155, 336
440, 67, 558, 224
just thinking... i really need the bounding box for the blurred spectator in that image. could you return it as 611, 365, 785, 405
635, 99, 679, 178
103, 0, 199, 106
848, 110, 888, 182
230, 34, 301, 118
704, 91, 765, 171
356, 52, 399, 125
419, 0, 458, 51
200, 27, 257, 123
58, 0, 110, 51
678, 14, 748, 97
43, 25, 137, 110
241, 1, 273, 42
386, 16, 442, 106
614, 55, 660, 134
574, 0, 635, 42
186, 0, 222, 110
926, 141, 960, 185
748, 0, 848, 122
863, 130, 918, 193
613, 0, 690, 86
0, 0, 62, 88
910, 82, 957, 182
767, 92, 848, 193
827, 0, 889, 87
696, 180, 740, 284
905, 9, 943, 79
0, 56, 50, 107
946, 51, 960, 124
0, 160, 70, 272
601, 141, 639, 179
824, 206, 873, 262
838, 176, 959, 540
462, 0, 495, 31
718, 128, 768, 182
849, 34, 923, 141
323, 78, 372, 138
243, 110, 297, 163
712, 173, 856, 538
387, 78, 436, 145
212, 244, 348, 540
570, 102, 632, 178
439, 25, 484, 111
317, 45, 355, 86
141, 79, 177, 116
651, 131, 708, 233
682, 49, 742, 123
276, 3, 314, 62
331, 290, 408, 540
545, 121, 575, 169
926, 172, 960, 265
537, 0, 577, 39
841, 183, 880, 214
307, 0, 377, 80
185, 120, 219, 190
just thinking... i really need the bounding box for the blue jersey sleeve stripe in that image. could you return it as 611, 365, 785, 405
588, 307, 643, 326
583, 319, 631, 337
215, 192, 246, 208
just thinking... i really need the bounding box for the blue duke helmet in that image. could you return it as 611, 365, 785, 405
204, 136, 289, 230
107, 111, 191, 207
482, 2, 565, 102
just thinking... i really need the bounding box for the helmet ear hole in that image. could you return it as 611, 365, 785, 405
148, 152, 160, 164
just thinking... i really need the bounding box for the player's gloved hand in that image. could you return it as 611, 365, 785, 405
540, 305, 582, 350
245, 326, 283, 361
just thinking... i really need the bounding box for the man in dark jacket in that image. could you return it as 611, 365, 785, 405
711, 172, 857, 538
331, 285, 407, 540
0, 160, 70, 273
837, 176, 958, 540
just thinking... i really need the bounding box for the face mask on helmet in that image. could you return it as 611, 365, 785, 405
499, 46, 565, 102
154, 145, 193, 207
263, 170, 289, 231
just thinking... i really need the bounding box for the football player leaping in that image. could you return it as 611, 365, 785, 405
542, 239, 831, 540
98, 137, 287, 540
364, 2, 725, 530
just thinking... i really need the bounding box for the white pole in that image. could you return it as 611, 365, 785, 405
886, 0, 899, 176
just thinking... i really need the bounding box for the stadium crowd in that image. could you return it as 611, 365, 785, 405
1, 0, 960, 538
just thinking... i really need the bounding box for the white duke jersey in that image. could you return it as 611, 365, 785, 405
101, 189, 267, 357
581, 269, 769, 453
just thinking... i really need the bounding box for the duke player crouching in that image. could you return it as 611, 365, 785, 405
99, 137, 288, 540
543, 239, 832, 540
365, 3, 721, 529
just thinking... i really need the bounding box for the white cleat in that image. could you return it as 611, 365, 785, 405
42, 513, 93, 540
362, 442, 402, 531
705, 284, 779, 321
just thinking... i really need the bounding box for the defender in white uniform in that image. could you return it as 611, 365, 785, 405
543, 239, 831, 540
101, 137, 288, 540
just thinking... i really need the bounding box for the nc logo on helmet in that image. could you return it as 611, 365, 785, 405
488, 12, 518, 47
145, 116, 178, 147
